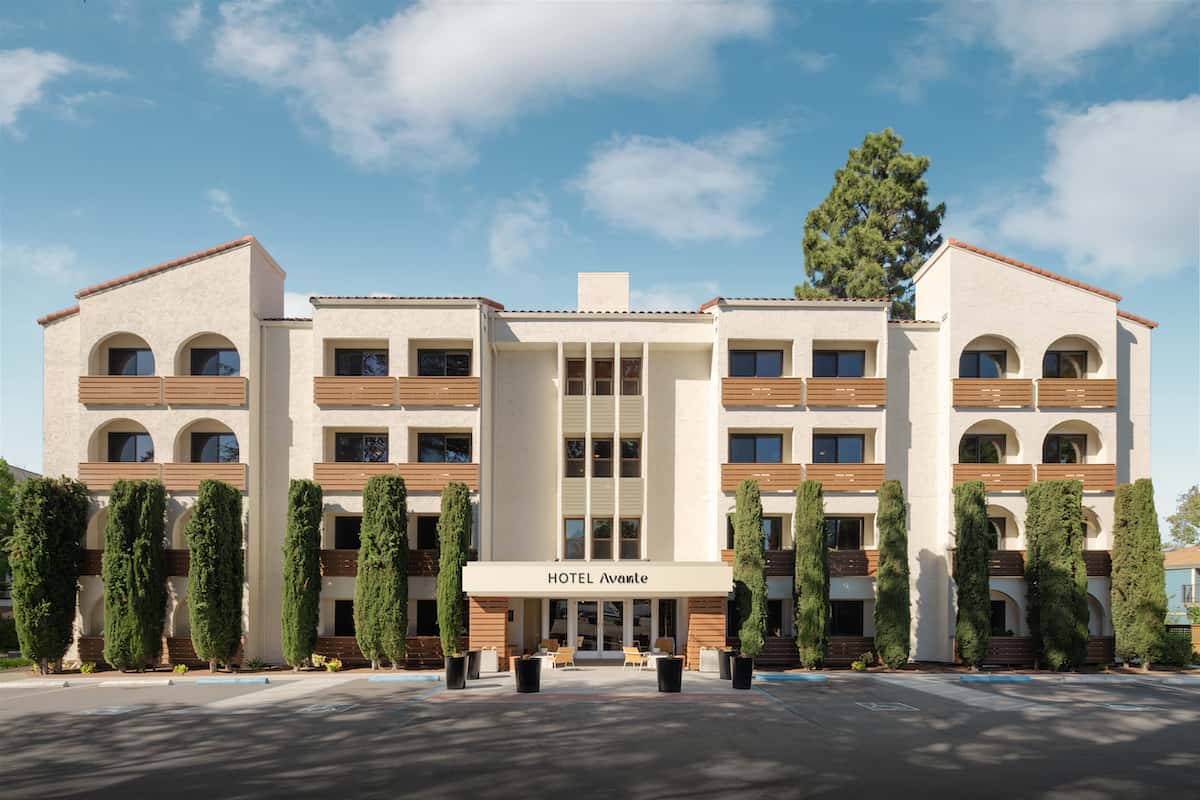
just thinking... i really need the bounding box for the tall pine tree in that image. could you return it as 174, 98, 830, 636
282, 479, 322, 669
103, 480, 168, 671
1111, 479, 1167, 669
953, 480, 991, 668
436, 482, 471, 659
355, 475, 408, 670
794, 480, 828, 668
874, 480, 911, 668
732, 479, 767, 659
186, 480, 244, 672
1024, 480, 1089, 670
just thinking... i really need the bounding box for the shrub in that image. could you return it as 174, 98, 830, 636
1188, 606, 1200, 625
324, 657, 343, 672
355, 475, 409, 670
103, 480, 168, 671
794, 480, 828, 668
80, 661, 96, 674
1159, 632, 1194, 667
1111, 479, 1167, 668
187, 480, 244, 673
1024, 480, 1089, 670
436, 482, 471, 658
953, 480, 991, 668
874, 480, 911, 668
245, 657, 267, 672
282, 479, 322, 669
172, 663, 188, 675
732, 479, 767, 659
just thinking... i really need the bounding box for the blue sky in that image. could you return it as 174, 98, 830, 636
1, 1, 1197, 522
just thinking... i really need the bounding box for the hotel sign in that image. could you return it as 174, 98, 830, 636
462, 561, 733, 598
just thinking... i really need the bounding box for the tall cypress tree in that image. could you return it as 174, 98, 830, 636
436, 482, 471, 659
9, 476, 88, 674
0, 458, 16, 595
1111, 479, 1166, 669
953, 480, 990, 668
282, 479, 322, 669
1024, 480, 1089, 670
732, 479, 767, 659
187, 480, 244, 672
355, 475, 408, 670
874, 480, 911, 668
794, 480, 828, 668
103, 480, 167, 671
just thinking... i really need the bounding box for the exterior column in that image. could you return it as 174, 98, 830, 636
685, 596, 726, 670
469, 596, 509, 671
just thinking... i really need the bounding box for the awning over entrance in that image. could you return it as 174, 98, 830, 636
462, 561, 733, 599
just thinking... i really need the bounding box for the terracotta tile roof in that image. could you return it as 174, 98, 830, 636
1117, 309, 1159, 329
1164, 546, 1200, 569
262, 317, 313, 322
501, 309, 708, 316
36, 305, 80, 326
947, 238, 1122, 302
888, 319, 940, 324
699, 296, 889, 311
74, 236, 254, 299
310, 295, 505, 311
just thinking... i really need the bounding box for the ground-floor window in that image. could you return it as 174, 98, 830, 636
767, 599, 783, 638
578, 600, 598, 651
334, 516, 361, 549
416, 599, 438, 636
602, 601, 623, 651
549, 598, 569, 645
334, 599, 355, 637
990, 600, 1007, 635
830, 600, 864, 637
658, 599, 677, 640
632, 599, 651, 649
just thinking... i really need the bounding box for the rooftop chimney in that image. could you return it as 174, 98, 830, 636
577, 272, 630, 312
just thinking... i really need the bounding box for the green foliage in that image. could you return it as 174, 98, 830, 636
172, 663, 188, 675
1159, 632, 1195, 667
794, 480, 828, 668
1024, 481, 1089, 670
0, 616, 17, 650
1188, 606, 1200, 625
1167, 484, 1200, 548
1111, 479, 1167, 666
874, 480, 911, 668
79, 661, 95, 674
953, 481, 991, 668
436, 482, 471, 658
798, 128, 945, 318
355, 475, 409, 669
732, 480, 767, 658
1, 656, 34, 671
186, 480, 244, 669
281, 479, 322, 668
0, 458, 16, 593
103, 480, 168, 671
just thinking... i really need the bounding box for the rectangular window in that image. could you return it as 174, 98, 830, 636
812, 350, 866, 378
987, 517, 1005, 550
621, 358, 642, 396
592, 439, 613, 478
726, 599, 739, 638
334, 516, 361, 550
416, 599, 438, 636
593, 359, 613, 395
564, 519, 585, 560
729, 433, 783, 464
190, 348, 240, 377
1042, 351, 1087, 379
334, 348, 388, 377
549, 598, 569, 645
108, 431, 154, 463
565, 359, 585, 396
603, 601, 623, 652
729, 349, 783, 378
990, 600, 1008, 636
108, 347, 154, 376
334, 599, 355, 637
830, 600, 864, 637
959, 351, 1007, 379
620, 438, 641, 478
812, 434, 865, 464
417, 349, 470, 377
824, 517, 864, 550
1043, 434, 1086, 464
658, 599, 677, 640
726, 515, 784, 550
767, 599, 783, 638
959, 434, 1005, 464
334, 432, 389, 463
191, 432, 239, 463
416, 433, 471, 463
620, 519, 641, 559
632, 598, 652, 650
592, 518, 613, 560
416, 515, 439, 551
565, 438, 585, 478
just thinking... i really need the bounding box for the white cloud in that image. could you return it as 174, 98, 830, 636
283, 291, 312, 318
170, 1, 204, 41
488, 192, 554, 272
631, 280, 719, 312
2, 242, 82, 283
206, 187, 243, 227
0, 49, 74, 131
209, 0, 771, 169
574, 126, 773, 243
788, 50, 834, 73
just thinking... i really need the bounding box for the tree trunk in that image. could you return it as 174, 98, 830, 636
210, 658, 218, 674
39, 658, 48, 675
371, 658, 379, 671
1142, 659, 1151, 673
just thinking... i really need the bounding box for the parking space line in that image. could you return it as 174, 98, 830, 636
871, 675, 1047, 712
203, 676, 357, 710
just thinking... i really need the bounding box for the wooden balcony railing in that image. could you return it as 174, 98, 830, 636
1083, 550, 1112, 576
950, 549, 1112, 577
407, 549, 439, 576
1036, 378, 1117, 408
163, 376, 247, 407
952, 463, 1034, 492
720, 549, 795, 577
805, 378, 886, 407
803, 463, 886, 493
1036, 463, 1117, 492
80, 548, 188, 576
162, 463, 247, 492
78, 376, 162, 406
314, 635, 464, 668
396, 377, 481, 407
829, 549, 880, 577
396, 463, 480, 492
312, 462, 480, 491
312, 377, 396, 407
952, 378, 1033, 407
720, 463, 804, 492
721, 378, 803, 407
320, 549, 359, 577
78, 462, 162, 490
312, 462, 396, 491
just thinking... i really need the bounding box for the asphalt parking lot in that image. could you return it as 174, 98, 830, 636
2, 669, 1198, 799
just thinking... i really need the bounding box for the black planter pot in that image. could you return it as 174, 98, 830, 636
719, 649, 735, 680
445, 655, 466, 690
731, 655, 754, 690
466, 650, 481, 680
656, 656, 683, 693
514, 657, 541, 693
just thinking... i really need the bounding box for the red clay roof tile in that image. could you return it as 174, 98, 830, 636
699, 296, 889, 311
36, 305, 80, 326
309, 295, 505, 310
1117, 309, 1159, 329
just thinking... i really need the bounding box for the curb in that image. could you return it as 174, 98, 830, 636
0, 680, 70, 688
195, 677, 271, 685
960, 675, 1032, 684
99, 679, 174, 687
367, 675, 441, 683
755, 673, 827, 683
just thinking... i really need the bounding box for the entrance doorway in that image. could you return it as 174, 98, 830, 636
544, 598, 671, 659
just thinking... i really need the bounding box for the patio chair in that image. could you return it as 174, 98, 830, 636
654, 638, 674, 654
622, 646, 648, 670
552, 646, 576, 670
539, 639, 559, 653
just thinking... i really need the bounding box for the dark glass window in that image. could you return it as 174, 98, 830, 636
990, 600, 1008, 636
620, 438, 641, 478
592, 439, 613, 478
417, 433, 471, 463
987, 517, 1006, 550
729, 434, 783, 464
958, 434, 1005, 464
812, 350, 865, 378
727, 599, 740, 638
191, 432, 239, 463
564, 519, 585, 560
729, 349, 783, 378
417, 349, 470, 377
726, 516, 784, 550
592, 518, 613, 559
190, 348, 240, 376
593, 359, 613, 396
335, 348, 388, 377
621, 358, 641, 396
416, 599, 438, 636
658, 599, 677, 640
1043, 434, 1086, 464
108, 347, 154, 376
108, 431, 154, 463
620, 519, 641, 559
334, 516, 361, 549
830, 600, 864, 637
566, 359, 585, 396
334, 433, 388, 463
959, 351, 1007, 379
767, 599, 783, 638
334, 600, 355, 637
632, 598, 652, 650
578, 600, 598, 652
416, 516, 439, 551
824, 517, 864, 550
565, 439, 585, 477
813, 434, 864, 464
549, 599, 569, 644
1042, 351, 1087, 379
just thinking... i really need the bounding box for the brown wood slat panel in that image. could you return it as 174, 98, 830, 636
163, 376, 247, 407
803, 463, 885, 493
78, 376, 162, 406
396, 377, 481, 407
312, 462, 397, 491
468, 596, 508, 669
826, 636, 875, 665
165, 549, 190, 576
1036, 463, 1117, 492
686, 596, 726, 671
1083, 550, 1112, 576
983, 636, 1035, 667
1087, 636, 1115, 665
408, 550, 439, 577
721, 378, 803, 407
1036, 378, 1117, 408
312, 377, 396, 407
719, 549, 794, 577
320, 549, 358, 577
952, 463, 1034, 492
988, 549, 1025, 576
78, 462, 162, 490
728, 636, 798, 668
720, 463, 804, 492
163, 463, 247, 492
952, 378, 1033, 407
829, 550, 870, 577
82, 549, 103, 575
805, 378, 887, 407
77, 636, 107, 666
866, 550, 880, 576
396, 463, 480, 492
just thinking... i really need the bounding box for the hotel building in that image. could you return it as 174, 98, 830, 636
37, 236, 1156, 668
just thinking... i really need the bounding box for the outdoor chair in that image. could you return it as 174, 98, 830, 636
654, 638, 674, 654
622, 647, 648, 670
551, 646, 576, 670
539, 638, 559, 652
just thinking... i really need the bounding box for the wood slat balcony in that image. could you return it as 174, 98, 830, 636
396, 377, 481, 407
320, 549, 359, 577
396, 463, 480, 492
312, 462, 397, 491
829, 549, 880, 577
952, 378, 1033, 407
720, 549, 795, 577
165, 549, 190, 577
1083, 550, 1112, 576
314, 635, 464, 668
78, 462, 162, 490
408, 549, 440, 576
721, 378, 803, 407
163, 376, 248, 407
988, 549, 1025, 576
803, 463, 886, 493
1036, 463, 1117, 492
952, 463, 1034, 492
1036, 378, 1117, 408
78, 376, 162, 406
312, 376, 396, 407
805, 378, 887, 407
720, 463, 804, 492
162, 463, 247, 492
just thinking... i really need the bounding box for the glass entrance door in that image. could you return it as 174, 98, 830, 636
602, 600, 624, 658
576, 600, 598, 655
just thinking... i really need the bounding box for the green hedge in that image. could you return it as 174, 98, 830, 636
103, 480, 167, 671
355, 475, 409, 669
436, 482, 471, 658
732, 479, 767, 658
187, 480, 244, 671
1111, 479, 1167, 667
1024, 480, 1089, 670
953, 480, 990, 668
794, 480, 827, 668
874, 480, 910, 668
282, 479, 323, 668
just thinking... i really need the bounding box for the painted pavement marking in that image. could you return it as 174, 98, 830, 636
871, 675, 1050, 712
202, 675, 358, 710
78, 705, 147, 716
298, 703, 358, 714
1100, 703, 1151, 712
856, 702, 919, 712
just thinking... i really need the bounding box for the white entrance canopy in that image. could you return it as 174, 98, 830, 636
462, 561, 733, 599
